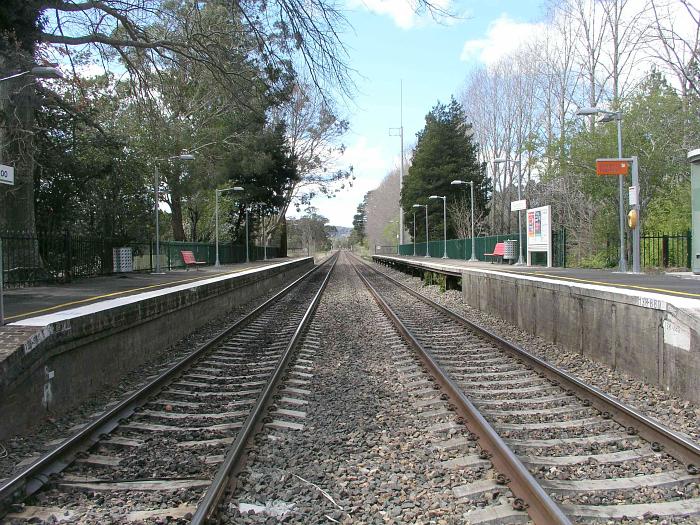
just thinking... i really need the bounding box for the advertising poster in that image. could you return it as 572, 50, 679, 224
526, 205, 552, 267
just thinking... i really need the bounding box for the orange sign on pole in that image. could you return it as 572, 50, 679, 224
596, 159, 629, 176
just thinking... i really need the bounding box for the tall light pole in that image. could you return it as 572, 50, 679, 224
451, 180, 478, 262
389, 219, 399, 254
389, 80, 405, 245
259, 204, 268, 261
412, 211, 416, 256
412, 204, 430, 257
577, 106, 626, 272
153, 154, 195, 274
429, 195, 448, 259
215, 186, 244, 267
494, 158, 525, 266
0, 65, 63, 325
245, 207, 250, 263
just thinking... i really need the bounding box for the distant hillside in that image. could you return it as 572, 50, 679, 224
329, 225, 352, 239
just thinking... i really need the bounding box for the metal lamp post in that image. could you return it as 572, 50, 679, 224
153, 154, 195, 274
576, 106, 626, 272
215, 186, 244, 267
494, 158, 525, 266
245, 207, 250, 263
389, 81, 405, 245
412, 211, 416, 256
429, 196, 448, 259
451, 180, 478, 262
412, 204, 430, 257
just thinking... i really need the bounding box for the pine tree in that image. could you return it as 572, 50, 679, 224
402, 98, 488, 239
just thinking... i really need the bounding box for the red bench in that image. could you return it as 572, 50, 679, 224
484, 242, 506, 263
181, 250, 206, 271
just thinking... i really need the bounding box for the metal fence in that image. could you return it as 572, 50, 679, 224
398, 230, 568, 267
601, 231, 691, 269
0, 231, 279, 287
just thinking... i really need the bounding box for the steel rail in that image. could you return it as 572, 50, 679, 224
0, 257, 329, 517
349, 254, 572, 525
359, 254, 700, 475
191, 252, 339, 525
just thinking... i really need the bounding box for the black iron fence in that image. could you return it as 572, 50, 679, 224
0, 231, 280, 287
604, 231, 692, 269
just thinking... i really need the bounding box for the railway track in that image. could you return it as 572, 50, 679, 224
351, 253, 700, 524
1, 253, 337, 524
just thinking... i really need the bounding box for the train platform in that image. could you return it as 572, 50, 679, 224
0, 257, 315, 437
2, 259, 293, 324
373, 254, 700, 404
373, 255, 700, 301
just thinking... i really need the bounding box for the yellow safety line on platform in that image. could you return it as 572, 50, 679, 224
531, 273, 700, 299
6, 268, 251, 320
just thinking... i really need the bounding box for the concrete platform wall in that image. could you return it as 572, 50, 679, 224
0, 259, 313, 438
461, 270, 700, 403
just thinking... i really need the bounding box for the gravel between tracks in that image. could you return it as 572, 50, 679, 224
0, 276, 300, 482
225, 256, 526, 524
370, 260, 700, 445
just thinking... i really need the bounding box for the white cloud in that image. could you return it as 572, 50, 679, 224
288, 136, 393, 227
460, 14, 546, 64
347, 0, 452, 30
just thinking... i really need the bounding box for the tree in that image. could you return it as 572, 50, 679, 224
365, 169, 400, 250
287, 208, 333, 253
349, 195, 367, 246
401, 98, 487, 240
220, 121, 298, 243
269, 81, 352, 254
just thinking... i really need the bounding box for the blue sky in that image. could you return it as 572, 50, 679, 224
298, 0, 546, 227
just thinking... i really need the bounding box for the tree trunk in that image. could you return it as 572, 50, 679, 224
0, 60, 38, 237
279, 215, 287, 257
169, 185, 186, 241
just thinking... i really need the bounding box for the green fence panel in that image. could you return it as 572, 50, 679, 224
397, 230, 569, 267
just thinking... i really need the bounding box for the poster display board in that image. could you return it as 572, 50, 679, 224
526, 205, 552, 267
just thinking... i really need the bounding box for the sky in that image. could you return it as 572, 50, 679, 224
292, 0, 547, 227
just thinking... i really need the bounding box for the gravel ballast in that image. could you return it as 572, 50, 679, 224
0, 276, 300, 482
370, 260, 700, 445
225, 255, 526, 524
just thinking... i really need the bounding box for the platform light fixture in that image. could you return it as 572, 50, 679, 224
0, 65, 63, 83
153, 154, 195, 274
493, 158, 525, 266
412, 210, 416, 256
576, 106, 626, 273
428, 195, 448, 259
451, 180, 478, 262
412, 204, 430, 258
215, 186, 244, 266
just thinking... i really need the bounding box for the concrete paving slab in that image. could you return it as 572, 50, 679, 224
2, 258, 296, 323
376, 255, 700, 299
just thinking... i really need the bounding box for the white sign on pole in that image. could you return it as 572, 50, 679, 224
526, 205, 553, 267
0, 165, 14, 186
628, 185, 638, 206
510, 199, 527, 211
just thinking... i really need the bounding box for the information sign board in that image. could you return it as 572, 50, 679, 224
510, 199, 527, 211
526, 205, 552, 267
0, 164, 13, 186
628, 185, 638, 206
596, 159, 629, 176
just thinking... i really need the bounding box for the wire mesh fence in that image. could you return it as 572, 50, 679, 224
0, 231, 279, 287
397, 229, 567, 267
